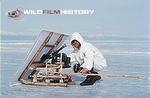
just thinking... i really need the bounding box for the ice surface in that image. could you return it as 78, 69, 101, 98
1, 36, 150, 98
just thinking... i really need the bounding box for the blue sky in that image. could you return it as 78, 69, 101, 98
1, 0, 148, 39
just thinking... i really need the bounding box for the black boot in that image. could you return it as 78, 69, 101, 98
92, 73, 101, 81
80, 76, 92, 86
80, 71, 101, 86
95, 75, 101, 80
90, 71, 101, 81
80, 75, 99, 86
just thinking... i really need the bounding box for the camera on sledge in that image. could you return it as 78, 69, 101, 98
41, 44, 71, 68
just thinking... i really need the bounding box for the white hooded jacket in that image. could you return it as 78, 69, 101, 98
69, 32, 107, 72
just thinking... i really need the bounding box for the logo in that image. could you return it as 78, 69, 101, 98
7, 8, 95, 19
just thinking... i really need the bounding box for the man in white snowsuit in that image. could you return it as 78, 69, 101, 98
69, 32, 107, 86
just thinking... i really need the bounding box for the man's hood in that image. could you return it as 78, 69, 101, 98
70, 32, 84, 45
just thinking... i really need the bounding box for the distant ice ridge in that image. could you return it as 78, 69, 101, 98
0, 40, 34, 45
0, 42, 33, 45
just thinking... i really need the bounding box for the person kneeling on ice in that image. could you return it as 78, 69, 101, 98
69, 32, 107, 86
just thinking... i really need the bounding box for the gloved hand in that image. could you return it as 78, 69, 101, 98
73, 64, 82, 73
79, 68, 89, 74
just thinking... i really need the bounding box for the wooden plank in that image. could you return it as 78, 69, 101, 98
44, 45, 55, 47
47, 34, 64, 54
33, 63, 62, 67
20, 79, 68, 87
31, 63, 62, 69
30, 75, 67, 79
55, 34, 64, 46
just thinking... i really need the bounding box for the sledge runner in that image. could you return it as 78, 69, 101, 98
69, 32, 107, 86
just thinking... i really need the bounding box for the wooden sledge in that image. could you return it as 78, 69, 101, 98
18, 30, 75, 87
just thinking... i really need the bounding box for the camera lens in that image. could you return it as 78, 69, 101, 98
12, 12, 16, 15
